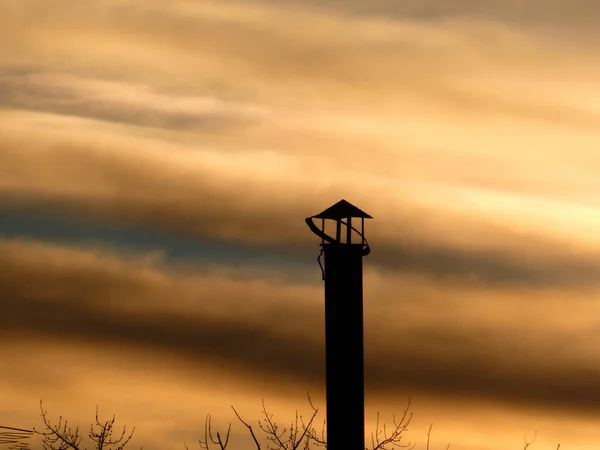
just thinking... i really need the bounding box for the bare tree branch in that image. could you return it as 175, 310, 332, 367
257, 399, 288, 450
370, 397, 414, 450
34, 400, 82, 450
425, 424, 433, 450
232, 407, 261, 450
197, 415, 232, 450
32, 400, 138, 450
300, 393, 325, 448
523, 430, 537, 450
88, 406, 136, 450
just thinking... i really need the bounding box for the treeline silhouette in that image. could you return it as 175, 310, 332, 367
1, 395, 559, 450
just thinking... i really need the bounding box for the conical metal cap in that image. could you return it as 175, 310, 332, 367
313, 199, 373, 220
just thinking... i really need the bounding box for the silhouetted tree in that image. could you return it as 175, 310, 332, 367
32, 400, 139, 450
191, 394, 561, 450
189, 395, 432, 450
1, 397, 560, 450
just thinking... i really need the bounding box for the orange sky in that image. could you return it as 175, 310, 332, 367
2, 1, 600, 449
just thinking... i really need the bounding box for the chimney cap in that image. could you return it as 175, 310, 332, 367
313, 199, 373, 220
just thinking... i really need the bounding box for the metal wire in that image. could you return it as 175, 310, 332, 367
0, 426, 34, 448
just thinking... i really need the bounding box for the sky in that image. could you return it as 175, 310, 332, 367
2, 1, 600, 449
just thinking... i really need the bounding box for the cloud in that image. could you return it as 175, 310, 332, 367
2, 237, 600, 418
254, 0, 600, 30
3, 2, 600, 449
0, 70, 268, 131
3, 112, 600, 288
3, 0, 600, 115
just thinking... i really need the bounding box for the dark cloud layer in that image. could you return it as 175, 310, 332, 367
374, 239, 600, 288
5, 194, 600, 290
2, 239, 600, 419
0, 209, 313, 279
257, 0, 600, 28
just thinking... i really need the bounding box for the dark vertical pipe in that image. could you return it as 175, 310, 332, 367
322, 242, 365, 450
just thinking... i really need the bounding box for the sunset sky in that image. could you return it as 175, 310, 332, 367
2, 1, 600, 449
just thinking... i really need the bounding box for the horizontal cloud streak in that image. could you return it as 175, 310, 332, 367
0, 209, 314, 281
278, 0, 600, 28
0, 70, 268, 131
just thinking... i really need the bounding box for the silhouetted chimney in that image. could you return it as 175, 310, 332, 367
306, 199, 372, 450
